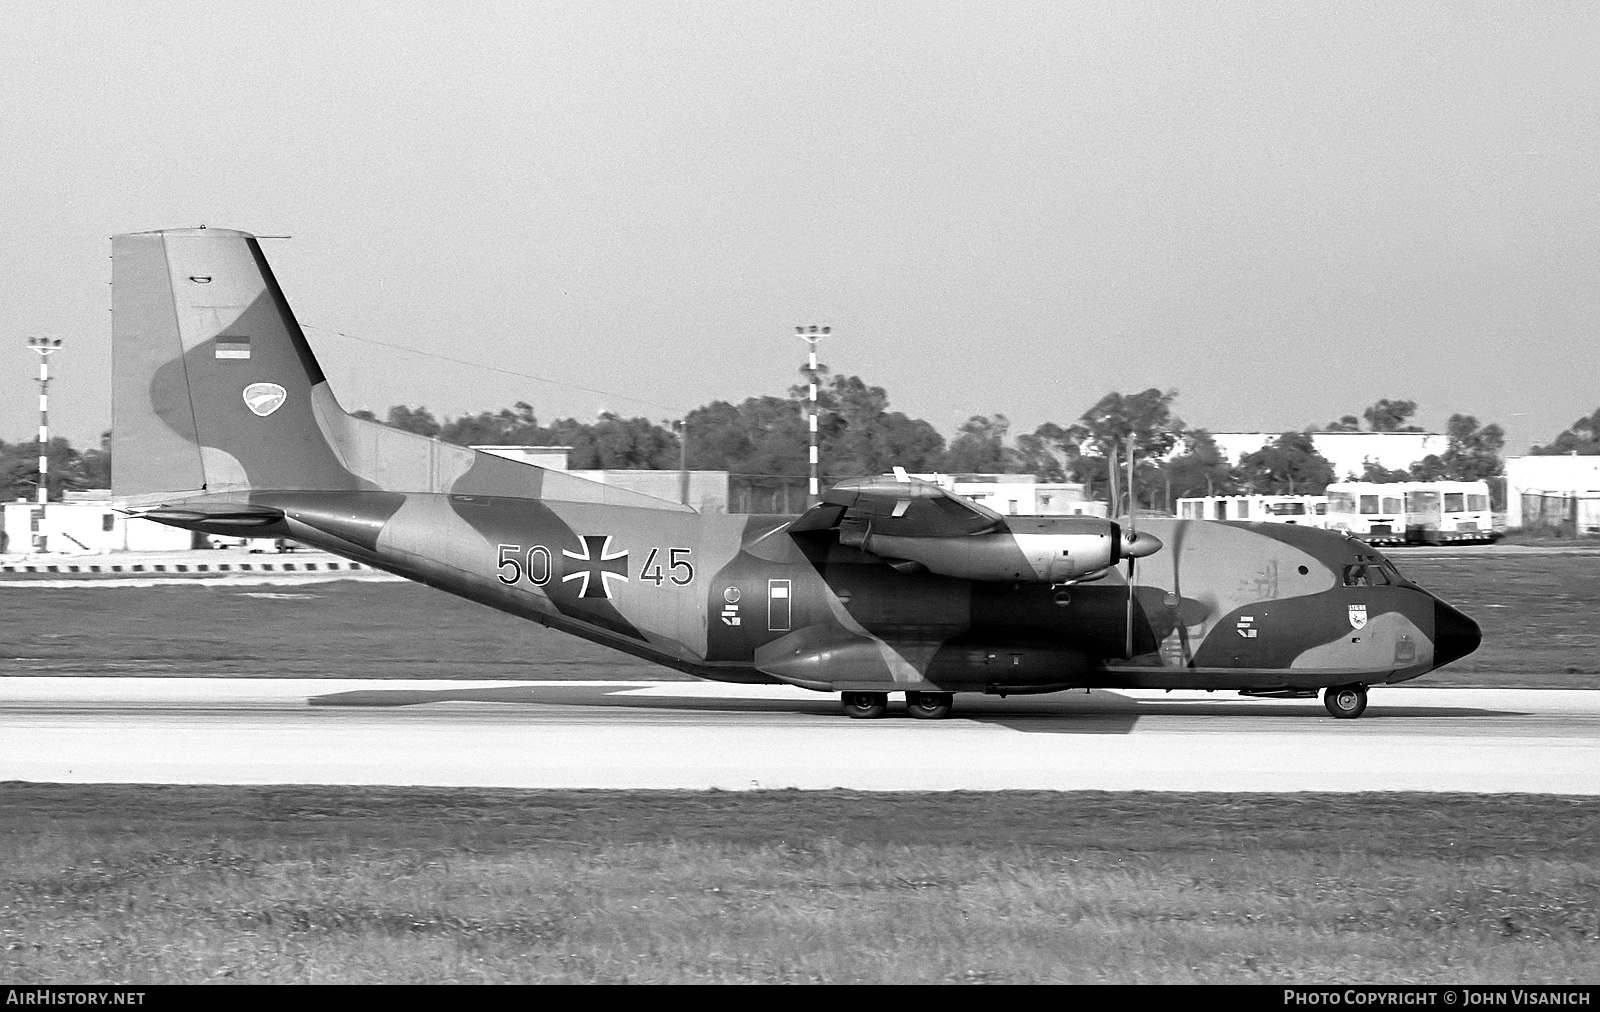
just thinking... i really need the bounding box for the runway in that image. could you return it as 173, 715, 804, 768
1, 677, 1596, 793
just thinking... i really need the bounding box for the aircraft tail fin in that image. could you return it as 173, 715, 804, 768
112, 228, 360, 501
111, 227, 691, 511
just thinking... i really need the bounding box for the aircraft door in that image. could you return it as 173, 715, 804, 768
768, 579, 792, 632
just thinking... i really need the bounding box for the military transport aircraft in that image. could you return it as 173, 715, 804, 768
110, 228, 1481, 720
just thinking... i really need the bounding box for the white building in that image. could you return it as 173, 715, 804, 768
1503, 455, 1600, 531
1176, 494, 1329, 526
1206, 431, 1448, 480
2, 491, 191, 556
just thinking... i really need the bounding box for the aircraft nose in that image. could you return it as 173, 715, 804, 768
1433, 598, 1482, 668
1122, 530, 1163, 559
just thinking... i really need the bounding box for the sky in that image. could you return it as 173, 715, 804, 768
3, 1, 1597, 455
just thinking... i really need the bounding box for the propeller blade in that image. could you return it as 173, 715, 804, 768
1107, 443, 1120, 522
1125, 433, 1137, 533
1125, 433, 1137, 658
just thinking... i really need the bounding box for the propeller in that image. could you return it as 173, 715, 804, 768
1108, 438, 1159, 659
1125, 433, 1137, 658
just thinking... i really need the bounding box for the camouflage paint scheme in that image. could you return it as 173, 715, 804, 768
111, 229, 1481, 712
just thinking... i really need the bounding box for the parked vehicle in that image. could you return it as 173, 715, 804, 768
1324, 480, 1494, 545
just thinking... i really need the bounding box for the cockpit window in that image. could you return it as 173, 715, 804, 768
1343, 563, 1392, 587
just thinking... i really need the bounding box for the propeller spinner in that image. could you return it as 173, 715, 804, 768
1121, 528, 1162, 559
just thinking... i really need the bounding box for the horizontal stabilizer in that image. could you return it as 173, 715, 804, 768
130, 503, 285, 528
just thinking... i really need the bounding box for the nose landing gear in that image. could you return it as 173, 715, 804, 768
1323, 683, 1368, 719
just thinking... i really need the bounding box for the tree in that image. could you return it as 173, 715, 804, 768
1530, 408, 1600, 455
859, 413, 946, 475
1236, 432, 1336, 493
0, 436, 93, 501
1323, 415, 1363, 431
806, 375, 944, 477
80, 430, 112, 489
384, 405, 442, 438
439, 401, 543, 445
0, 439, 27, 501
683, 395, 809, 512
944, 414, 1016, 474
1070, 389, 1184, 462
1014, 422, 1076, 483
1434, 414, 1505, 479
1064, 389, 1184, 508
1358, 458, 1412, 483
1161, 429, 1238, 500
1406, 415, 1505, 480
1362, 399, 1425, 433
562, 413, 679, 469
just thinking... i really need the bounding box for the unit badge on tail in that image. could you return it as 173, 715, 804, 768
242, 382, 287, 417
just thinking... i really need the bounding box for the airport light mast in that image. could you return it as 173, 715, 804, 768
796, 325, 829, 507
27, 336, 63, 506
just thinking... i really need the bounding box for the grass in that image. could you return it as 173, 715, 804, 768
1, 787, 1596, 984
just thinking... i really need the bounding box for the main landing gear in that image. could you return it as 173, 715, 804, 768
905, 691, 954, 720
840, 691, 955, 720
1323, 683, 1368, 719
841, 692, 887, 719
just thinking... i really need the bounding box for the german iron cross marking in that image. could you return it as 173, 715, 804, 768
562, 535, 629, 599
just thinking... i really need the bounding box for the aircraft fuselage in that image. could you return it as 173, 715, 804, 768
179, 490, 1479, 699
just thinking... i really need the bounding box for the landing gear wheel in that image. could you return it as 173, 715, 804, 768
841, 691, 888, 719
905, 691, 954, 720
1324, 684, 1368, 719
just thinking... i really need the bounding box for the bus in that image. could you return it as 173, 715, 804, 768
1324, 480, 1494, 545
1175, 495, 1330, 527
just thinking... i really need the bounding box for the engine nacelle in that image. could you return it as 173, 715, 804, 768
851, 517, 1161, 583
